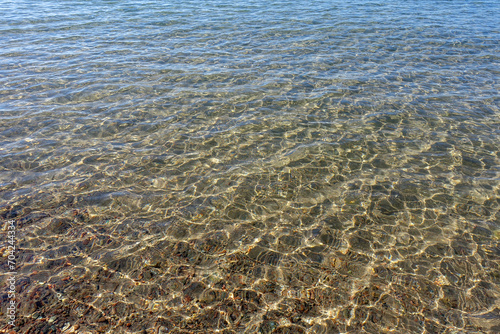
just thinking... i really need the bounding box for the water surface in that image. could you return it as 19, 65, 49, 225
1, 0, 499, 333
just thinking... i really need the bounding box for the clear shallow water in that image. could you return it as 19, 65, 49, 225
1, 0, 499, 332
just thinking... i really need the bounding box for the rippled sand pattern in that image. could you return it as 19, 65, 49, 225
1, 0, 500, 333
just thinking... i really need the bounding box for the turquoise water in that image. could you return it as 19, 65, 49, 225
1, 0, 499, 333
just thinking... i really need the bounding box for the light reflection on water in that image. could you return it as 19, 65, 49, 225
1, 0, 499, 333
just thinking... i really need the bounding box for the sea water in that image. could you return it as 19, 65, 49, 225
0, 0, 499, 332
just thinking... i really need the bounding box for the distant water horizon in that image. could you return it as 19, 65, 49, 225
1, 0, 499, 333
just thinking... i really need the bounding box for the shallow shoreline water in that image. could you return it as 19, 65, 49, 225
1, 0, 499, 333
